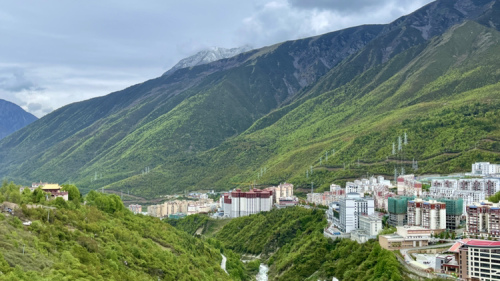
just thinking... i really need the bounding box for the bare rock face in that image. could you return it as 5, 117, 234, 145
379, 0, 495, 62
0, 99, 37, 140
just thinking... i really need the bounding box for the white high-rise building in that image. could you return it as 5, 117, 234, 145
221, 189, 273, 218
273, 182, 294, 203
336, 193, 374, 233
407, 198, 446, 230
471, 162, 500, 176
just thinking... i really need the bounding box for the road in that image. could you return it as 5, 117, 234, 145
400, 242, 455, 263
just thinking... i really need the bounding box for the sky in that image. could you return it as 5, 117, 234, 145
0, 0, 434, 117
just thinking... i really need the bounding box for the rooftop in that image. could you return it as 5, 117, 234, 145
466, 239, 500, 247
448, 239, 500, 251
41, 184, 61, 190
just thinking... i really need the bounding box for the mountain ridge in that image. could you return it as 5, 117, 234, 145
0, 99, 37, 140
1, 0, 500, 196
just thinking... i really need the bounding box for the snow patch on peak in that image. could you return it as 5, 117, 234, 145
163, 45, 253, 76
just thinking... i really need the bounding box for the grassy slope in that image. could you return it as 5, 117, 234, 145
106, 21, 500, 195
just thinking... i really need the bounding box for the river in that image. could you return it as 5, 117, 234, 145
256, 264, 269, 281
221, 254, 228, 274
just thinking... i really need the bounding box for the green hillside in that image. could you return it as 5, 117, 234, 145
0, 181, 236, 280
107, 20, 500, 195
0, 24, 383, 195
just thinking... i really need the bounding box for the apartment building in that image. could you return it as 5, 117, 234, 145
471, 162, 500, 176
273, 182, 294, 204
147, 200, 194, 218
466, 201, 500, 238
388, 196, 415, 226
428, 178, 500, 215
221, 189, 273, 218
407, 198, 446, 231
373, 185, 396, 212
307, 185, 345, 206
345, 176, 391, 194
128, 204, 142, 214
334, 193, 374, 233
330, 183, 342, 192
397, 174, 423, 196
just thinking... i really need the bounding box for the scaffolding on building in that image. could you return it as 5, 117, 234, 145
388, 196, 415, 226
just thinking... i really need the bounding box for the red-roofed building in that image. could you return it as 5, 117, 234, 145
443, 239, 500, 280
221, 188, 273, 218
396, 174, 422, 196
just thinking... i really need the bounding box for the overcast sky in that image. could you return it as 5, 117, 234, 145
0, 0, 434, 117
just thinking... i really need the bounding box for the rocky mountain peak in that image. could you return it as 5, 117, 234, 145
163, 45, 253, 76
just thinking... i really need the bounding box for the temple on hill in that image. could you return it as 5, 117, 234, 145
20, 182, 68, 201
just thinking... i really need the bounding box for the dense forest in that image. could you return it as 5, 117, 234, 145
0, 181, 237, 280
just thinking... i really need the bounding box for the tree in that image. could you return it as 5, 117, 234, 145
53, 197, 69, 209
31, 188, 46, 203
0, 251, 11, 274
85, 190, 124, 214
61, 184, 81, 202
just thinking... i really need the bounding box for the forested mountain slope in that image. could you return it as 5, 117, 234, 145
0, 24, 383, 192
1, 0, 500, 196
108, 20, 500, 195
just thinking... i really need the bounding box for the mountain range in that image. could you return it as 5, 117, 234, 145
0, 99, 37, 140
0, 0, 500, 197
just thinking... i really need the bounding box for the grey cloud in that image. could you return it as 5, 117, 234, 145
0, 70, 36, 92
288, 0, 432, 12
289, 0, 379, 11
27, 103, 43, 112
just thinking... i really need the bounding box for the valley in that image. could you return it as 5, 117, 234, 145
2, 0, 500, 280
